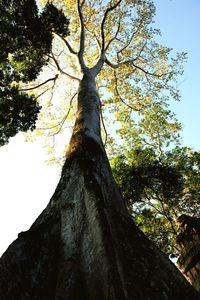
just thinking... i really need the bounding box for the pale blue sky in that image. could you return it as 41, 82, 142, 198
154, 0, 200, 150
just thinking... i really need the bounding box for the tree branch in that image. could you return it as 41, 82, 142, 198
105, 55, 167, 79
51, 92, 77, 136
117, 19, 143, 59
55, 33, 78, 56
49, 52, 81, 82
77, 0, 86, 69
144, 197, 164, 216
105, 16, 121, 52
100, 102, 108, 146
130, 41, 148, 63
101, 0, 123, 52
105, 56, 119, 68
35, 87, 52, 101
84, 24, 101, 55
20, 75, 59, 91
39, 93, 77, 133
131, 62, 163, 77
152, 190, 177, 236
113, 70, 136, 111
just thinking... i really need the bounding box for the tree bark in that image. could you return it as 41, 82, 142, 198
0, 72, 199, 300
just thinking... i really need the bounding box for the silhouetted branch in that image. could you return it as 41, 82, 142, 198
20, 75, 59, 91
55, 33, 78, 56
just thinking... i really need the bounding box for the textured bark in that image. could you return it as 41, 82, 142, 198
177, 215, 200, 292
0, 73, 200, 299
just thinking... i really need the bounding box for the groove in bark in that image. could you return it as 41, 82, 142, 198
0, 72, 200, 299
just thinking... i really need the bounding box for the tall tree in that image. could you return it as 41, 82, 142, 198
0, 0, 199, 299
22, 0, 185, 163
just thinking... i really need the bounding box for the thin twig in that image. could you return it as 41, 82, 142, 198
51, 92, 77, 136
35, 87, 52, 101
113, 70, 136, 111
105, 16, 121, 51
49, 52, 81, 82
106, 55, 168, 79
117, 19, 143, 60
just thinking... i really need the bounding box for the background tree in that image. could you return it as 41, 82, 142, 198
0, 0, 199, 299
0, 0, 69, 145
112, 146, 200, 256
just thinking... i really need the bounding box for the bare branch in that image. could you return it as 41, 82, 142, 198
55, 33, 78, 56
77, 0, 86, 69
39, 93, 77, 132
105, 56, 119, 68
49, 53, 81, 82
51, 92, 77, 136
35, 87, 52, 101
20, 75, 59, 92
101, 0, 123, 51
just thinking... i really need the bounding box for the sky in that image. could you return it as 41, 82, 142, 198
0, 0, 200, 256
154, 0, 200, 148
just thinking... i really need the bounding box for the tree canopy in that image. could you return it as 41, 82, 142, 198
111, 146, 200, 255
0, 0, 69, 145
2, 0, 184, 163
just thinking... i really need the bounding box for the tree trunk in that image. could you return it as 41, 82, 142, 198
0, 72, 199, 300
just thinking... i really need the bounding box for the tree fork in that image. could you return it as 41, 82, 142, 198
0, 73, 199, 299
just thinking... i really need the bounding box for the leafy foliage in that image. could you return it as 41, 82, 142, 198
167, 147, 200, 215
41, 3, 70, 37
29, 0, 187, 164
0, 0, 70, 145
111, 147, 200, 255
112, 149, 182, 205
0, 88, 41, 146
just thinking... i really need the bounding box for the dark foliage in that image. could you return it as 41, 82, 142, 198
0, 0, 70, 145
112, 151, 183, 206
111, 149, 185, 254
112, 147, 200, 255
41, 3, 70, 37
0, 87, 41, 146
